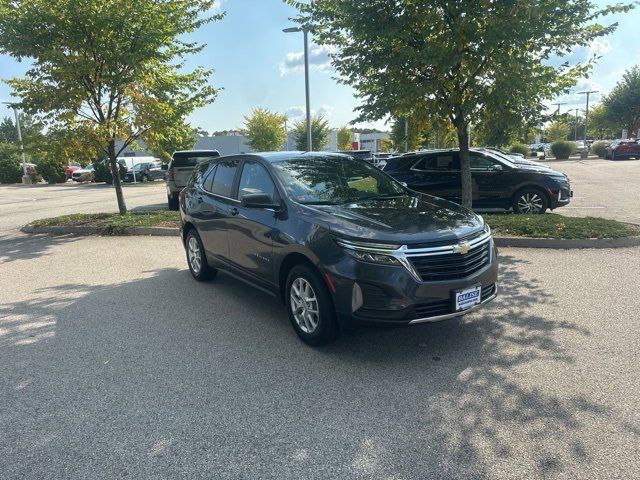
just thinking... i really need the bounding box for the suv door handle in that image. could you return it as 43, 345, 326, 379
229, 207, 239, 216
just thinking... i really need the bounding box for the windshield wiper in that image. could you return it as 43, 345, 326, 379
355, 194, 408, 202
299, 200, 340, 205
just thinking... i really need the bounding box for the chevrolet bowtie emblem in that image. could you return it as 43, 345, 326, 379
454, 243, 471, 254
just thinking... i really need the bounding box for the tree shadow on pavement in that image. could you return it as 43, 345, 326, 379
0, 233, 82, 264
0, 254, 636, 479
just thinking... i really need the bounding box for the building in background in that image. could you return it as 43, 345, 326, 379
193, 130, 390, 155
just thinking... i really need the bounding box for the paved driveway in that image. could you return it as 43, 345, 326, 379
544, 158, 640, 224
0, 182, 167, 235
1, 235, 638, 479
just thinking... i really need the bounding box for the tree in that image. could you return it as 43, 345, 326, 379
390, 116, 424, 152
146, 120, 197, 164
292, 115, 330, 151
601, 66, 640, 136
243, 108, 287, 152
337, 125, 353, 150
589, 104, 618, 139
545, 121, 571, 142
289, 0, 632, 208
0, 0, 221, 213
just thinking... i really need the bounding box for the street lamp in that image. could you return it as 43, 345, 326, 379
578, 90, 598, 158
283, 26, 312, 151
1, 101, 29, 184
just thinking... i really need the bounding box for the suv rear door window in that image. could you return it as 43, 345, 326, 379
210, 159, 239, 197
202, 164, 217, 192
414, 154, 459, 171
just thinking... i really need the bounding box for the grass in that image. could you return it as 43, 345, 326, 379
485, 213, 639, 239
28, 210, 639, 239
30, 211, 180, 235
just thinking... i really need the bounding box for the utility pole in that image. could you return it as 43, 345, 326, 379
573, 108, 580, 141
1, 101, 30, 184
283, 27, 312, 151
404, 117, 409, 152
578, 91, 598, 158
553, 102, 566, 115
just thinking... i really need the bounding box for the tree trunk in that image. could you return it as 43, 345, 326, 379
108, 139, 127, 214
456, 125, 473, 210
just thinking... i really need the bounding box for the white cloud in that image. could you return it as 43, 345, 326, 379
212, 0, 225, 12
285, 104, 334, 120
588, 38, 612, 57
279, 45, 336, 76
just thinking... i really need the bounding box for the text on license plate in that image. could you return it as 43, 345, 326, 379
455, 286, 481, 311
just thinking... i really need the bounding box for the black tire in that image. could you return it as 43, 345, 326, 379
512, 188, 549, 214
185, 229, 216, 281
286, 265, 339, 346
168, 195, 179, 211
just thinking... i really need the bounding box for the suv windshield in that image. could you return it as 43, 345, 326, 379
272, 156, 407, 204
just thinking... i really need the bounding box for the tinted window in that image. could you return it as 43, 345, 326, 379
238, 162, 276, 200
470, 155, 498, 171
202, 164, 217, 192
188, 162, 211, 188
272, 156, 406, 204
414, 154, 459, 171
172, 152, 220, 168
210, 159, 239, 197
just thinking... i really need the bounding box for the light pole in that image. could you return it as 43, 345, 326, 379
578, 90, 598, 158
1, 101, 29, 184
553, 102, 566, 115
283, 26, 312, 151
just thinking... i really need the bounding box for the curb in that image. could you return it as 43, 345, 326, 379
494, 236, 640, 249
21, 225, 640, 249
21, 225, 180, 236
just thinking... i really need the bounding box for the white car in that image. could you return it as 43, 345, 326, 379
71, 165, 95, 182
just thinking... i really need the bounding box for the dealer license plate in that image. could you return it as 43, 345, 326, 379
455, 285, 482, 311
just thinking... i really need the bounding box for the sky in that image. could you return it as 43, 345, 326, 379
1, 0, 639, 133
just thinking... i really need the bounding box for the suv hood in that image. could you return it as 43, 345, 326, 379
306, 194, 484, 245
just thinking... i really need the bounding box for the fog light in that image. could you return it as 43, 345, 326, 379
352, 282, 363, 313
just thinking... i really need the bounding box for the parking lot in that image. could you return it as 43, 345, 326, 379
1, 159, 639, 479
1, 235, 638, 478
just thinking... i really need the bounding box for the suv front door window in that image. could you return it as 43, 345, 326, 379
409, 153, 461, 202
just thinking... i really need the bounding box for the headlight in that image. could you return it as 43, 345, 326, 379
484, 222, 491, 235
335, 238, 401, 266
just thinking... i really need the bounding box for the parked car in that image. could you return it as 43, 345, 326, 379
604, 139, 640, 160
71, 164, 95, 182
66, 164, 81, 179
477, 148, 550, 169
179, 152, 498, 345
123, 162, 165, 182
165, 150, 220, 210
383, 148, 572, 214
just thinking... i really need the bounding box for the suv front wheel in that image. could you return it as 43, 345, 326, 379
286, 265, 338, 346
512, 188, 548, 214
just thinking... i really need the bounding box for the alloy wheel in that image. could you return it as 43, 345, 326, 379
517, 192, 544, 214
290, 277, 319, 334
187, 236, 202, 274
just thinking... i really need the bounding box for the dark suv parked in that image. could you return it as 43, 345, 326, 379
123, 162, 165, 182
179, 152, 498, 345
383, 148, 571, 214
604, 139, 640, 160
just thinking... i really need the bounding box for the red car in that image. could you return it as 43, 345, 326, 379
604, 139, 640, 160
66, 165, 82, 179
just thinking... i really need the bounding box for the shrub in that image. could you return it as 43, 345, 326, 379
509, 142, 530, 156
36, 157, 68, 184
551, 141, 575, 159
591, 141, 609, 158
0, 155, 22, 184
92, 160, 126, 183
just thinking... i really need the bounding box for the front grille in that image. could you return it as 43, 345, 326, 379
408, 240, 491, 281
411, 283, 496, 320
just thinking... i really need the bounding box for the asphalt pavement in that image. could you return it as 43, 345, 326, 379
1, 235, 638, 479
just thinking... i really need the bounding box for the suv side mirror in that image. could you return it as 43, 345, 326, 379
491, 164, 504, 172
241, 193, 280, 210
161, 164, 168, 171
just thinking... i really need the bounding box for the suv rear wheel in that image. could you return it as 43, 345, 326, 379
286, 265, 338, 346
185, 229, 216, 281
512, 188, 548, 214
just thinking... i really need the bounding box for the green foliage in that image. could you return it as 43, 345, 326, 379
337, 125, 352, 150
390, 116, 423, 152
551, 141, 575, 159
588, 104, 618, 139
0, 145, 22, 183
0, 0, 222, 213
146, 120, 196, 163
288, 0, 632, 207
509, 143, 530, 156
600, 66, 640, 136
243, 108, 287, 152
36, 156, 67, 184
292, 115, 330, 151
546, 121, 571, 142
591, 141, 609, 158
93, 160, 126, 183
